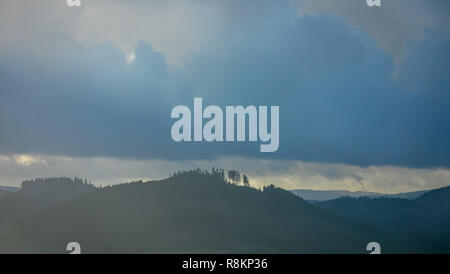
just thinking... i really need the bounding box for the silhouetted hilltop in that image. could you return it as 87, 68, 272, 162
21, 177, 95, 193
291, 189, 429, 202
0, 186, 19, 192
0, 170, 416, 253
0, 177, 96, 226
414, 185, 450, 209
318, 186, 450, 252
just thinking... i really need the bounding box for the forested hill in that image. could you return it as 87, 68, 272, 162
0, 177, 95, 226
318, 186, 450, 252
0, 170, 421, 253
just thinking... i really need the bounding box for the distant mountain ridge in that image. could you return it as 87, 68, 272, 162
0, 186, 19, 192
0, 186, 19, 199
317, 186, 450, 252
290, 189, 430, 202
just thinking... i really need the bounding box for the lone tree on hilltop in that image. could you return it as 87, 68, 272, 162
242, 174, 250, 187
228, 170, 241, 184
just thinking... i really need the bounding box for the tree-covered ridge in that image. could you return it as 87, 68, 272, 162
0, 169, 432, 253
21, 177, 95, 191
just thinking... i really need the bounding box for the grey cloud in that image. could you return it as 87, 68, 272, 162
0, 1, 449, 168
298, 0, 450, 62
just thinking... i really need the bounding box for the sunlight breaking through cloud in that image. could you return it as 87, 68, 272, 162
0, 154, 448, 194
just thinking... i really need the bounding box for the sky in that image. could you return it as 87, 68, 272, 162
0, 0, 449, 192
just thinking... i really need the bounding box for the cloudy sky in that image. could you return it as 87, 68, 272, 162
0, 0, 449, 192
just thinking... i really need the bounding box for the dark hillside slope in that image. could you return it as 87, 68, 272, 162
318, 186, 450, 252
0, 190, 12, 200
0, 171, 419, 253
0, 177, 95, 225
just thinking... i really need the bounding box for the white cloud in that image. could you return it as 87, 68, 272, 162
1, 1, 448, 65
126, 51, 136, 63
0, 0, 218, 65
0, 155, 11, 162
12, 154, 47, 167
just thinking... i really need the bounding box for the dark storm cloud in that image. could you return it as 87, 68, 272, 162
0, 10, 449, 167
